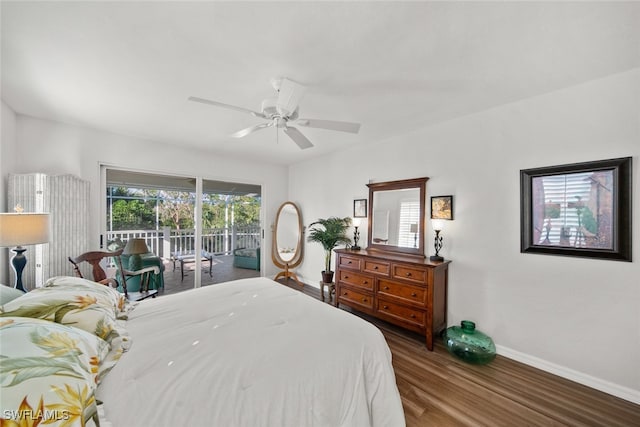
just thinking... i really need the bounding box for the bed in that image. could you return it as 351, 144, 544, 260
1, 277, 405, 427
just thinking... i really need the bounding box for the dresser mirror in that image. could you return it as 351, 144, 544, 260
272, 201, 304, 285
367, 177, 428, 257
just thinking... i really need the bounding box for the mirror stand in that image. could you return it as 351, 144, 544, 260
272, 201, 305, 287
273, 263, 303, 287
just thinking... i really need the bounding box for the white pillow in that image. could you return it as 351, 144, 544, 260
0, 284, 25, 305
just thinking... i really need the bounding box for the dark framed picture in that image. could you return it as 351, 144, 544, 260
520, 157, 632, 261
431, 195, 453, 220
353, 199, 367, 218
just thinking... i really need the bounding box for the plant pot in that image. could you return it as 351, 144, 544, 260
321, 271, 334, 283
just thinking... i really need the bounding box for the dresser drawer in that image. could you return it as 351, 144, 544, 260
339, 287, 374, 310
363, 259, 390, 276
376, 298, 426, 328
392, 264, 427, 284
378, 279, 426, 306
338, 270, 374, 290
338, 254, 362, 270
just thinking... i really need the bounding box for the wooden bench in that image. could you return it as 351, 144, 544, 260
170, 250, 213, 281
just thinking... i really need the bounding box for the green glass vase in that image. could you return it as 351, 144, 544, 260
443, 320, 496, 365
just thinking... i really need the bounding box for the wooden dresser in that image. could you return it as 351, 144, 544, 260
334, 248, 450, 350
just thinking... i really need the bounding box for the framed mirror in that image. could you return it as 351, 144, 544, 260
272, 201, 304, 286
367, 177, 428, 258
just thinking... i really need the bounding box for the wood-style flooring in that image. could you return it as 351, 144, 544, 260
279, 279, 640, 427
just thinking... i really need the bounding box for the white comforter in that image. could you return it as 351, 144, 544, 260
98, 277, 405, 427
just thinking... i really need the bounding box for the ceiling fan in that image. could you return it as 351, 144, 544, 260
188, 77, 361, 150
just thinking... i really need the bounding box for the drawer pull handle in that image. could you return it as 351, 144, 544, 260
344, 275, 349, 279
406, 272, 412, 277
411, 292, 417, 297
410, 314, 416, 319
362, 298, 367, 302
348, 261, 352, 264
343, 292, 349, 296
383, 286, 389, 290
363, 281, 368, 284
383, 305, 389, 309
373, 266, 379, 270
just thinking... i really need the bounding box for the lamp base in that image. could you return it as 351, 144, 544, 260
351, 245, 361, 251
429, 255, 444, 262
10, 247, 28, 292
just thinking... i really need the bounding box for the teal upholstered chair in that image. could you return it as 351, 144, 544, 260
119, 252, 165, 292
233, 247, 260, 271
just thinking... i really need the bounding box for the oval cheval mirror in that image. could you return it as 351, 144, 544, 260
272, 201, 304, 286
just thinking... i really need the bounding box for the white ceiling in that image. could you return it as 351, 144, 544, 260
2, 1, 638, 165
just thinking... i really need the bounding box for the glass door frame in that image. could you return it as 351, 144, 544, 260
99, 164, 263, 289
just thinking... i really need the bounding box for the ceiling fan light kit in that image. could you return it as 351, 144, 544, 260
189, 77, 361, 150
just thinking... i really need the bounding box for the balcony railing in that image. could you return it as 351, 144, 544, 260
106, 225, 261, 258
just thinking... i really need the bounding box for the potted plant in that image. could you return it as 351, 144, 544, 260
307, 217, 352, 283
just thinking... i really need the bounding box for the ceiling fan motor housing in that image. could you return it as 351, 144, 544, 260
261, 98, 278, 118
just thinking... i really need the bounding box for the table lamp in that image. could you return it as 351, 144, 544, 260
123, 238, 149, 271
351, 217, 362, 250
0, 206, 51, 292
430, 219, 445, 262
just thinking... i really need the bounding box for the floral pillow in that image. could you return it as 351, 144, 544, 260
0, 317, 111, 426
0, 285, 131, 358
45, 275, 134, 319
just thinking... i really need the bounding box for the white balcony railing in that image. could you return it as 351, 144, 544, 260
106, 225, 261, 258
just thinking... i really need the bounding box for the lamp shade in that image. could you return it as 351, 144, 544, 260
431, 219, 445, 232
0, 213, 50, 247
123, 238, 149, 255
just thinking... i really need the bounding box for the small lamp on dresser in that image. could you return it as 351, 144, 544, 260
430, 219, 445, 261
351, 217, 362, 251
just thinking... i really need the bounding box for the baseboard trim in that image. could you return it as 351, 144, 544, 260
496, 344, 640, 405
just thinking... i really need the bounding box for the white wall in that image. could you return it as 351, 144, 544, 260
289, 69, 640, 402
6, 116, 289, 279
0, 101, 18, 284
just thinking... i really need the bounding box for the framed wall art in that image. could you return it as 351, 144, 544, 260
520, 156, 632, 261
353, 199, 367, 218
431, 195, 453, 220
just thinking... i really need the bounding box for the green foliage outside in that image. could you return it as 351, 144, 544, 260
107, 187, 260, 230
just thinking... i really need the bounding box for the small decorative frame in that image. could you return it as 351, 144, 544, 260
431, 195, 453, 220
520, 157, 632, 261
353, 199, 367, 218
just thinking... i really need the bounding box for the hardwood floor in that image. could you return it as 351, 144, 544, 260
280, 279, 640, 427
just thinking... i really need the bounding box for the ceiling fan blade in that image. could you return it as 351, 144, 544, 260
283, 126, 314, 150
296, 118, 361, 134
277, 78, 306, 117
188, 96, 266, 119
231, 122, 272, 138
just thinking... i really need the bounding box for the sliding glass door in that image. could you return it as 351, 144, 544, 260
101, 166, 261, 294
200, 179, 262, 286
